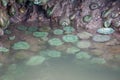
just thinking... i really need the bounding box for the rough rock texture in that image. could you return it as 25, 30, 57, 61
0, 0, 120, 33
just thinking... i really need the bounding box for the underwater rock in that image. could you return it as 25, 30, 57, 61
77, 31, 93, 39
12, 41, 30, 50
48, 38, 63, 46
90, 57, 106, 64
0, 10, 10, 29
47, 50, 62, 58
97, 28, 115, 34
90, 49, 104, 56
0, 63, 3, 67
77, 41, 91, 48
105, 39, 120, 46
39, 26, 51, 32
112, 21, 120, 28
53, 29, 63, 35
62, 35, 78, 43
66, 47, 80, 54
75, 51, 91, 60
26, 56, 46, 66
114, 54, 120, 61
0, 28, 4, 36
89, 2, 99, 10
63, 26, 75, 34
92, 34, 111, 42
0, 47, 9, 53
83, 15, 92, 23
33, 31, 48, 38
15, 50, 35, 60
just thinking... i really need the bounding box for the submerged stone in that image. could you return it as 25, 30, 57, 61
90, 57, 106, 64
48, 38, 63, 46
92, 34, 111, 42
62, 35, 78, 43
26, 56, 46, 66
77, 31, 93, 39
63, 26, 75, 33
12, 41, 30, 50
97, 28, 115, 35
53, 29, 63, 35
0, 47, 9, 52
76, 51, 91, 60
77, 41, 91, 48
66, 47, 80, 54
33, 32, 48, 38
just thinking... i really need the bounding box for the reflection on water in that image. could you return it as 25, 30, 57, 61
0, 23, 120, 80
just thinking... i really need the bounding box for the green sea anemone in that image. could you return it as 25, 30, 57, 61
33, 31, 48, 38
62, 35, 78, 43
75, 51, 91, 60
53, 29, 63, 35
26, 56, 46, 66
48, 38, 63, 46
12, 41, 30, 50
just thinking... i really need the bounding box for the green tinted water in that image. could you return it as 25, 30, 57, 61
0, 24, 120, 80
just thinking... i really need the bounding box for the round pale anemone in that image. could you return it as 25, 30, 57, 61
66, 47, 80, 54
12, 41, 30, 50
48, 38, 64, 46
63, 26, 75, 34
39, 49, 62, 58
53, 29, 63, 35
97, 28, 115, 35
47, 50, 62, 58
77, 41, 91, 48
77, 31, 93, 39
0, 47, 9, 52
26, 56, 46, 66
90, 57, 106, 64
33, 31, 48, 38
62, 34, 78, 43
92, 34, 111, 42
75, 51, 91, 60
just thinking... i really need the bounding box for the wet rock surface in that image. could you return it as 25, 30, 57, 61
0, 0, 120, 80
